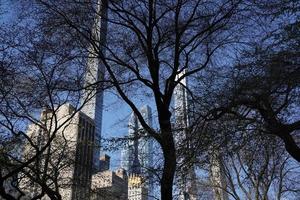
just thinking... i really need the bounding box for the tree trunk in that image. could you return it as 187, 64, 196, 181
160, 129, 177, 200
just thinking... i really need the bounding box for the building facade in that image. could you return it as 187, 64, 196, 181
174, 70, 228, 200
128, 174, 148, 200
173, 70, 198, 200
210, 151, 229, 200
21, 104, 95, 200
126, 125, 148, 200
90, 155, 128, 200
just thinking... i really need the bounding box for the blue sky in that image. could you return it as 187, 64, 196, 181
101, 91, 131, 169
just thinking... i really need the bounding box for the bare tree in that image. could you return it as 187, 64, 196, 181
0, 5, 102, 199
25, 0, 288, 199
206, 22, 300, 162
200, 1, 300, 162
52, 0, 242, 199
2, 0, 299, 199
220, 135, 300, 200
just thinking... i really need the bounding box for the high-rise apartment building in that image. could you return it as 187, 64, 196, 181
21, 104, 95, 200
173, 70, 198, 200
210, 151, 229, 200
80, 0, 108, 172
121, 105, 154, 200
174, 70, 228, 200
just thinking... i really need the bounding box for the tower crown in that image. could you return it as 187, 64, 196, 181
128, 174, 143, 187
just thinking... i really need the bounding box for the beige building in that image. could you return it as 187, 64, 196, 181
21, 103, 95, 200
90, 155, 128, 200
128, 174, 148, 200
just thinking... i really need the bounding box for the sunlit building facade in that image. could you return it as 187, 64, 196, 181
90, 155, 128, 200
21, 104, 95, 200
128, 174, 148, 200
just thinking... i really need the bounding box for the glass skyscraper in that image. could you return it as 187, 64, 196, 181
121, 105, 154, 200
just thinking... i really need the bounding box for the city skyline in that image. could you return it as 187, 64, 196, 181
1, 0, 299, 199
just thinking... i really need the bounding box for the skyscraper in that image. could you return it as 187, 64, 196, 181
174, 70, 228, 200
21, 104, 95, 200
174, 70, 190, 131
121, 105, 154, 200
81, 0, 108, 172
210, 151, 229, 200
173, 69, 198, 200
121, 112, 138, 174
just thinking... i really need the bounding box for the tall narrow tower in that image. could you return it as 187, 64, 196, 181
210, 150, 229, 200
121, 112, 138, 174
81, 0, 108, 172
173, 69, 198, 200
174, 70, 228, 200
174, 70, 189, 131
128, 149, 148, 200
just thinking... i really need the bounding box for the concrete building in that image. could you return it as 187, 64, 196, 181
80, 0, 108, 172
174, 70, 228, 200
128, 174, 148, 200
90, 155, 128, 200
210, 151, 229, 200
121, 105, 154, 199
173, 70, 198, 200
21, 103, 95, 200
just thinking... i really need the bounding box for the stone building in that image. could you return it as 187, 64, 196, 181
128, 174, 148, 200
90, 155, 128, 200
21, 103, 95, 200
